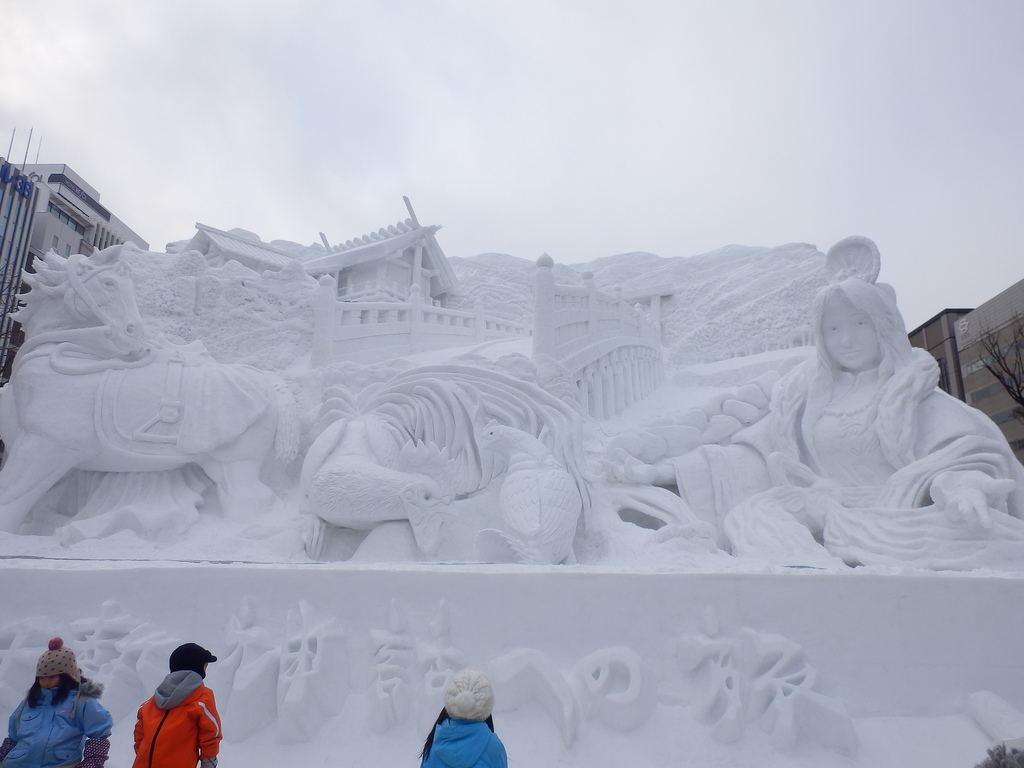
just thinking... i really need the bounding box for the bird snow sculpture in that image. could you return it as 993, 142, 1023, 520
476, 420, 583, 565
303, 415, 455, 558
398, 473, 456, 555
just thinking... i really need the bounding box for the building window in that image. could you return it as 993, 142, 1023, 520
64, 244, 71, 256
970, 382, 1005, 404
936, 358, 950, 394
51, 235, 59, 250
46, 202, 85, 235
992, 409, 1018, 425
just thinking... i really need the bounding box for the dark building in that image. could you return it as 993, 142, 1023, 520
0, 157, 38, 380
908, 308, 973, 402
910, 278, 1024, 465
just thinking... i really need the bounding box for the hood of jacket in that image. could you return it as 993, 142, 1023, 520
429, 719, 494, 768
154, 670, 204, 710
79, 678, 104, 699
37, 678, 103, 706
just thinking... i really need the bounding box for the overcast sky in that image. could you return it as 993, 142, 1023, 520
2, 0, 1022, 329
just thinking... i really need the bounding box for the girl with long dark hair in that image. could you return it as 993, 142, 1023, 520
420, 669, 506, 768
0, 637, 113, 768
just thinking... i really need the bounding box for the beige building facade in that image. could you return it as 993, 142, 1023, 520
954, 278, 1024, 463
912, 278, 1024, 465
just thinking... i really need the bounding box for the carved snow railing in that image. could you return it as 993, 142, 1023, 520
533, 254, 664, 419
312, 279, 530, 365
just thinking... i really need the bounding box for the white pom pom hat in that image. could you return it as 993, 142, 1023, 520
444, 668, 494, 721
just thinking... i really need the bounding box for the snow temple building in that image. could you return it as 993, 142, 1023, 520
302, 200, 457, 306
180, 200, 532, 366
184, 198, 457, 307
182, 222, 301, 274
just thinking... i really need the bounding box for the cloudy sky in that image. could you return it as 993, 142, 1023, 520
2, 0, 1022, 329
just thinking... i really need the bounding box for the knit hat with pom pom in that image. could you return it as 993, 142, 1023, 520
444, 669, 494, 721
36, 638, 81, 682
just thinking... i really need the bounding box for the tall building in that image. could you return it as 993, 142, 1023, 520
0, 157, 38, 379
955, 279, 1024, 462
908, 309, 973, 401
23, 164, 148, 258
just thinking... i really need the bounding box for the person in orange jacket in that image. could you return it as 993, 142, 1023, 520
132, 643, 221, 768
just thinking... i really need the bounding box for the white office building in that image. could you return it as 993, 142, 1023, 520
22, 164, 148, 257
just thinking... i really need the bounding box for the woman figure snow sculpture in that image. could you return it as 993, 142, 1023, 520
638, 236, 1024, 569
719, 236, 1024, 568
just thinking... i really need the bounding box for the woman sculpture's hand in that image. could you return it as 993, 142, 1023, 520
931, 470, 1016, 529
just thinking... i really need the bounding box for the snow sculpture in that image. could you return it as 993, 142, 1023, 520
0, 617, 56, 713
367, 601, 417, 734
75, 604, 181, 723
490, 649, 580, 746
475, 420, 583, 564
303, 413, 458, 558
367, 600, 464, 734
721, 236, 1024, 568
415, 602, 465, 732
211, 598, 280, 743
620, 237, 1024, 569
970, 691, 1024, 751
51, 468, 206, 543
301, 364, 592, 562
276, 600, 349, 743
0, 245, 299, 534
569, 647, 656, 730
490, 646, 657, 745
677, 608, 857, 755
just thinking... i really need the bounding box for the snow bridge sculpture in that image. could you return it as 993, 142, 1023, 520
531, 253, 663, 419
306, 251, 663, 420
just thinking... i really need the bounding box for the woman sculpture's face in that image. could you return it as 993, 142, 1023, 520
821, 292, 882, 373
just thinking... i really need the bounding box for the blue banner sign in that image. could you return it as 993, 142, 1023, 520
0, 160, 34, 200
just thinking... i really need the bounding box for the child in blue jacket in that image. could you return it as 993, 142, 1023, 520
0, 638, 113, 768
420, 669, 507, 768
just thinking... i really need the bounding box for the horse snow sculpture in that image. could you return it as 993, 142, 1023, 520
0, 245, 298, 534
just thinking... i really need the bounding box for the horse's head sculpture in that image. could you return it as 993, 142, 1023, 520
18, 244, 147, 360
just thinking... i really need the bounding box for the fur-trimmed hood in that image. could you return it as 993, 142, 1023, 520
78, 677, 104, 699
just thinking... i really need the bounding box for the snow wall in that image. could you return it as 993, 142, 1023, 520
1, 563, 1020, 766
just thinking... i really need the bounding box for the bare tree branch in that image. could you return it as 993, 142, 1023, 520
978, 314, 1024, 424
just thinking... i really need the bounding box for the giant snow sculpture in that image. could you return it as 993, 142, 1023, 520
4, 235, 1024, 573
620, 236, 1024, 569
0, 245, 298, 533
